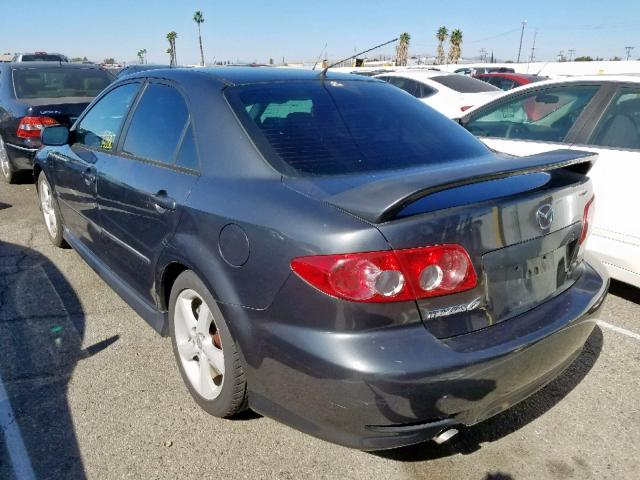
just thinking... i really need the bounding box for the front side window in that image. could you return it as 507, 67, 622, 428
589, 88, 640, 150
75, 82, 140, 151
122, 83, 189, 164
465, 85, 599, 142
226, 80, 489, 176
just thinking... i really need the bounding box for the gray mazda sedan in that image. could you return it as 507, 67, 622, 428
34, 67, 608, 450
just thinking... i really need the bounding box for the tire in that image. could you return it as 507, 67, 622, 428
169, 270, 247, 417
0, 135, 17, 184
37, 172, 68, 248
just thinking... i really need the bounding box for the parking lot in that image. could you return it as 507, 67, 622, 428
0, 176, 639, 480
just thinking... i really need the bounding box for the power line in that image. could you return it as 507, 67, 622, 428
568, 49, 576, 61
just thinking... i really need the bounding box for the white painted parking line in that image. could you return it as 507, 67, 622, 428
0, 373, 36, 480
597, 320, 640, 342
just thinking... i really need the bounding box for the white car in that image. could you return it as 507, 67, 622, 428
375, 70, 503, 118
459, 76, 640, 288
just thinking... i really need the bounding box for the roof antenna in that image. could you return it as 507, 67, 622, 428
320, 37, 398, 78
312, 43, 328, 71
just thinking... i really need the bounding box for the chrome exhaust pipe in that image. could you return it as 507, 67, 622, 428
433, 428, 459, 444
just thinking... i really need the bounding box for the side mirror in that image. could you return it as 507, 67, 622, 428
41, 125, 69, 146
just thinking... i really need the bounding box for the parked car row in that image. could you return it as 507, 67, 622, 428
0, 60, 628, 450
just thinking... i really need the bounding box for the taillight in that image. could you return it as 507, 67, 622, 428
291, 244, 477, 303
16, 116, 59, 139
578, 195, 595, 245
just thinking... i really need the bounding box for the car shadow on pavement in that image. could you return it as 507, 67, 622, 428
608, 280, 640, 304
0, 240, 118, 479
372, 326, 603, 462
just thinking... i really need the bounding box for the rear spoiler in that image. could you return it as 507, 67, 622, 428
326, 149, 597, 224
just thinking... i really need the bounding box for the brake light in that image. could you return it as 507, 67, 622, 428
291, 244, 477, 303
460, 105, 473, 112
578, 195, 595, 245
16, 116, 58, 139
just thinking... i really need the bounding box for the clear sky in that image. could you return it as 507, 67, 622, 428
1, 0, 639, 64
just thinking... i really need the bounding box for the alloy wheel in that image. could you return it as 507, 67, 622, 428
173, 289, 225, 400
0, 137, 10, 179
39, 178, 58, 239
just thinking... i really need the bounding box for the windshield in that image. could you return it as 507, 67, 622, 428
226, 80, 489, 176
432, 74, 500, 93
13, 67, 113, 99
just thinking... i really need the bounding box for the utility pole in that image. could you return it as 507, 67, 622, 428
529, 30, 538, 62
625, 46, 634, 61
568, 49, 576, 61
517, 20, 527, 63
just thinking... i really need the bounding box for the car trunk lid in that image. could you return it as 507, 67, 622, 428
284, 149, 596, 338
24, 97, 93, 127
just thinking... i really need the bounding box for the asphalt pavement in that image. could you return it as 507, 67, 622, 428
0, 174, 639, 480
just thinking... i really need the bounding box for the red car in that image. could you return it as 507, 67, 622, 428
474, 72, 546, 91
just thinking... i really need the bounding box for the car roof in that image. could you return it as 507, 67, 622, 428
135, 66, 373, 86
7, 61, 104, 70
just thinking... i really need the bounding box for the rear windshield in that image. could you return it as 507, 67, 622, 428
431, 75, 500, 93
20, 54, 67, 62
225, 80, 489, 176
13, 68, 113, 99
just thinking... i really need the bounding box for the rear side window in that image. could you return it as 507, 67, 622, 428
465, 85, 599, 143
75, 83, 140, 151
12, 68, 113, 99
123, 83, 189, 164
226, 80, 489, 176
432, 74, 500, 93
175, 125, 199, 170
378, 76, 436, 99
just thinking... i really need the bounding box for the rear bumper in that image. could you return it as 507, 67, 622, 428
5, 142, 38, 170
229, 259, 608, 450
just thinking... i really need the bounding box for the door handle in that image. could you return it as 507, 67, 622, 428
81, 167, 96, 185
151, 191, 176, 212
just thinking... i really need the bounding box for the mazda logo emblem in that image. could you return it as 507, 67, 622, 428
536, 204, 554, 230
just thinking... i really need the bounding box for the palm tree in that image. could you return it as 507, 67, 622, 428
448, 29, 463, 64
137, 49, 145, 64
166, 31, 178, 65
436, 26, 448, 65
193, 11, 205, 66
395, 32, 411, 67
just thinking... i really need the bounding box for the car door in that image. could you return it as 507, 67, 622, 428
463, 83, 606, 156
577, 86, 640, 285
49, 82, 141, 248
96, 80, 199, 304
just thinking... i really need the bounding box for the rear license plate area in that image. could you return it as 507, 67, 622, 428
482, 224, 582, 322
